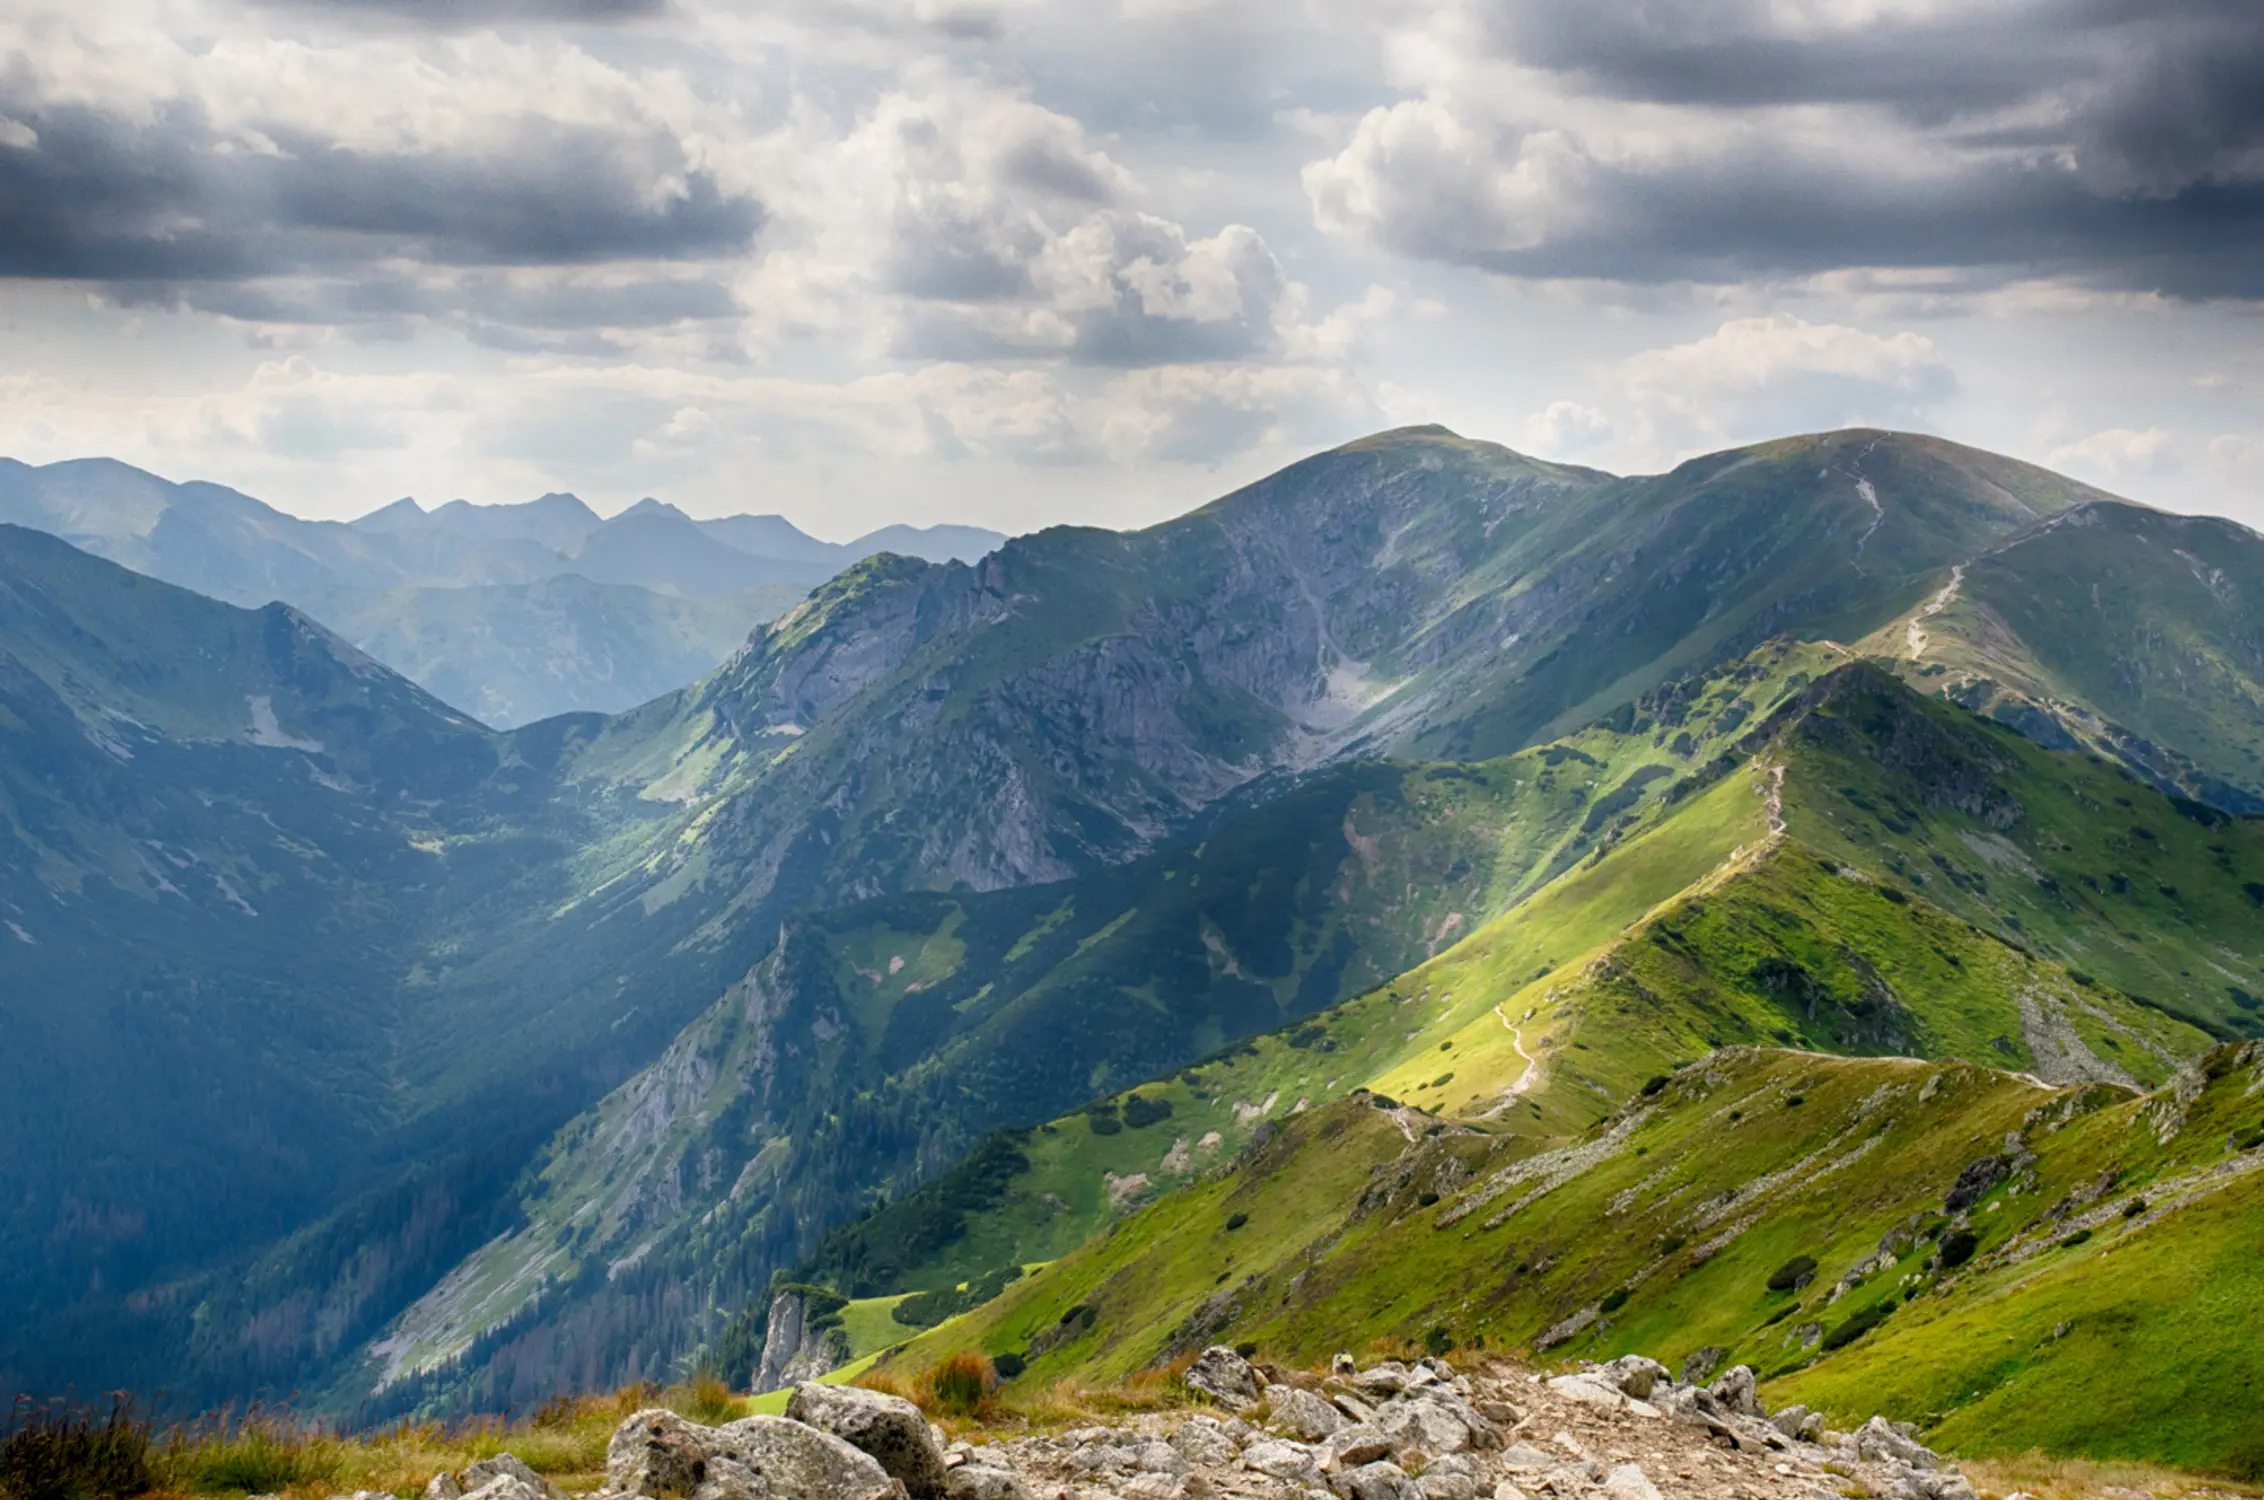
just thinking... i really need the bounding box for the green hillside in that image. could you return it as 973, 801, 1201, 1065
1865, 498, 2264, 813
827, 665, 2264, 1472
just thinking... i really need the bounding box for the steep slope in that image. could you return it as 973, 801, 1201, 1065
0, 525, 517, 1330
1865, 498, 2264, 812
355, 645, 1838, 1410
560, 429, 2100, 940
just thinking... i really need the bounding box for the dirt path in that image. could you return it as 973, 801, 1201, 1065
1905, 563, 1965, 659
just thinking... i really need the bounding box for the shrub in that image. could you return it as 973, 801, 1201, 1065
1234, 1342, 1258, 1359
1640, 1075, 1670, 1097
920, 1353, 996, 1416
1786, 1094, 1806, 1108
1417, 1191, 1440, 1207
1767, 1255, 1818, 1292
1423, 1325, 1455, 1356
1657, 1234, 1685, 1255
1225, 1212, 1249, 1231
1821, 1300, 1894, 1351
991, 1352, 1027, 1380
1122, 1095, 1174, 1130
1598, 1289, 1630, 1314
1, 1397, 161, 1500
1938, 1229, 1981, 1268
2123, 1198, 2148, 1219
1764, 1302, 1801, 1326
2060, 1229, 2093, 1248
670, 1375, 737, 1425
165, 1412, 342, 1497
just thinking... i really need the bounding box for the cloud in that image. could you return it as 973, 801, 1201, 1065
1604, 315, 1957, 455
1304, 0, 2264, 297
2051, 425, 2181, 481
0, 17, 762, 333
1521, 399, 1611, 455
740, 75, 1366, 369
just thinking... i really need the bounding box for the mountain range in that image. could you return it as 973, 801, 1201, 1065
0, 458, 1007, 725
2, 424, 2260, 1477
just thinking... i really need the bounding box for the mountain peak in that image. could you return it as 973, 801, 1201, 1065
350, 496, 427, 533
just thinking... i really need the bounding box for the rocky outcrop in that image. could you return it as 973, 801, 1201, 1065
594, 1407, 902, 1500
753, 1287, 847, 1394
786, 1382, 949, 1499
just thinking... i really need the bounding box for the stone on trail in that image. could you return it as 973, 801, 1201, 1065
1855, 1416, 1940, 1470
1169, 1418, 1240, 1467
1602, 1463, 1663, 1500
1264, 1386, 1346, 1441
1334, 1460, 1423, 1500
1597, 1355, 1669, 1401
1708, 1365, 1763, 1418
1241, 1438, 1326, 1488
941, 1467, 1032, 1500
788, 1382, 950, 1500
1327, 1425, 1398, 1467
1184, 1345, 1266, 1409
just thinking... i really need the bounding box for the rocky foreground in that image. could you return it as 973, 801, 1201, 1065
385, 1348, 2000, 1500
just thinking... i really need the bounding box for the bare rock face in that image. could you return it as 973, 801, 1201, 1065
1183, 1345, 1266, 1409
786, 1382, 949, 1499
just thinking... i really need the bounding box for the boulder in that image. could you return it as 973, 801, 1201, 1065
462, 1476, 546, 1500
942, 1469, 1032, 1500
1602, 1465, 1663, 1500
1329, 1390, 1378, 1424
1334, 1461, 1422, 1500
1419, 1474, 1478, 1500
787, 1382, 949, 1500
1497, 1445, 1555, 1472
1855, 1416, 1939, 1470
1598, 1355, 1669, 1401
1170, 1418, 1241, 1467
1264, 1387, 1345, 1442
1242, 1439, 1325, 1488
425, 1476, 463, 1500
1372, 1395, 1496, 1455
1544, 1373, 1627, 1409
1185, 1346, 1266, 1410
1327, 1426, 1397, 1467
1770, 1405, 1826, 1444
1708, 1366, 1763, 1418
1351, 1362, 1412, 1395
1130, 1440, 1185, 1475
604, 1410, 718, 1499
709, 1415, 905, 1500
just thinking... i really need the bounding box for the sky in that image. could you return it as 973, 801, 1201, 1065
0, 0, 2260, 538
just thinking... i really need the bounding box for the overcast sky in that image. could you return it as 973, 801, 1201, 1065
1, 0, 2259, 536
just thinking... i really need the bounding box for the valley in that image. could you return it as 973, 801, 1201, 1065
3, 426, 2261, 1490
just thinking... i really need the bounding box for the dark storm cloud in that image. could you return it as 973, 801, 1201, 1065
1335, 0, 2264, 297
0, 90, 759, 323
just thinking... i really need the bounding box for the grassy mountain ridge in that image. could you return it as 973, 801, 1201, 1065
1866, 497, 2264, 812
817, 666, 2264, 1471
888, 1043, 2264, 1475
